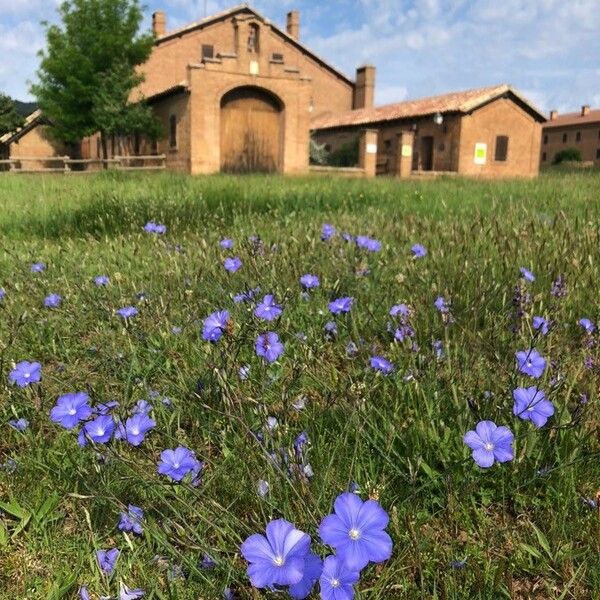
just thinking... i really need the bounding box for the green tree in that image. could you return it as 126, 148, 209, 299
0, 93, 23, 136
31, 0, 159, 159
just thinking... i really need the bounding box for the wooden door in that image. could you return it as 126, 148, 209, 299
421, 136, 434, 171
220, 87, 282, 173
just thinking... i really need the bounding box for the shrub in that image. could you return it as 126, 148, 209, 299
553, 148, 582, 164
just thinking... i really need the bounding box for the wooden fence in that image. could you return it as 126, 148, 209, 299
0, 154, 166, 174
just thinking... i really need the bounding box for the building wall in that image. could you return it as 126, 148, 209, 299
7, 124, 69, 170
136, 10, 354, 119
457, 97, 541, 178
151, 92, 192, 172
541, 123, 600, 165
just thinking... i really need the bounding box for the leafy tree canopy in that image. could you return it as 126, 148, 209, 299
0, 93, 24, 137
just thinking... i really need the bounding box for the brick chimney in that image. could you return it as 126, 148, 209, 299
152, 11, 166, 38
353, 65, 376, 110
581, 105, 590, 116
286, 10, 300, 40
549, 110, 558, 121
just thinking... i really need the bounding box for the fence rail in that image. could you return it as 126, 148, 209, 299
0, 154, 166, 173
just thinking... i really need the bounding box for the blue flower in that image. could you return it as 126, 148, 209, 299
434, 296, 449, 313
520, 267, 535, 282
44, 293, 62, 308
370, 356, 394, 374
356, 236, 381, 252
119, 583, 145, 600
578, 318, 595, 334
411, 244, 427, 258
515, 348, 546, 378
117, 306, 138, 319
97, 548, 119, 575
9, 418, 29, 432
144, 221, 166, 234
289, 552, 323, 599
0, 288, 5, 301
319, 555, 360, 600
223, 257, 242, 272
532, 316, 550, 336
31, 262, 46, 273
220, 238, 233, 249
241, 518, 311, 588
319, 492, 393, 572
300, 274, 320, 289
254, 295, 283, 321
513, 386, 554, 428
390, 304, 410, 318
94, 275, 110, 286
125, 413, 155, 446
118, 505, 144, 535
321, 224, 336, 241
329, 297, 353, 315
255, 332, 284, 363
50, 392, 93, 430
9, 361, 42, 387
84, 415, 115, 443
157, 446, 201, 482
463, 421, 514, 468
202, 310, 230, 342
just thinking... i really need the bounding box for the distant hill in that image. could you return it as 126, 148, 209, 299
14, 100, 38, 116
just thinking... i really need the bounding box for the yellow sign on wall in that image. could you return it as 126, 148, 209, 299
401, 145, 412, 157
474, 143, 487, 165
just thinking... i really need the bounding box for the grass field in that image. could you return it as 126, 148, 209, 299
0, 171, 599, 600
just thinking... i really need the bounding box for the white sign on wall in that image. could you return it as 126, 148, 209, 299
474, 143, 487, 165
249, 61, 259, 75
401, 144, 412, 157
366, 143, 378, 154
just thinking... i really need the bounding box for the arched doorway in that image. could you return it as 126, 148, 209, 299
220, 86, 283, 173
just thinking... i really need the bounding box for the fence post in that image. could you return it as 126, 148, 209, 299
358, 129, 378, 178
63, 156, 71, 173
395, 131, 414, 178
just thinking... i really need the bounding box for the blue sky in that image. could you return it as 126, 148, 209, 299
1, 0, 599, 113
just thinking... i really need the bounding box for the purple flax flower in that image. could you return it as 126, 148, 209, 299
370, 356, 394, 374
579, 318, 596, 334
322, 224, 336, 241
434, 296, 449, 313
515, 349, 546, 378
432, 339, 444, 358
533, 316, 550, 336
224, 257, 242, 272
300, 274, 320, 289
520, 267, 535, 282
319, 555, 360, 600
157, 446, 200, 482
9, 418, 29, 432
97, 548, 119, 575
9, 360, 42, 387
319, 492, 393, 572
463, 421, 514, 468
254, 295, 283, 321
117, 306, 138, 319
50, 392, 93, 430
44, 293, 62, 308
199, 553, 216, 569
233, 286, 260, 303
96, 400, 119, 415
31, 262, 46, 273
239, 364, 250, 380
94, 275, 109, 286
411, 244, 427, 258
220, 238, 233, 249
329, 297, 353, 315
144, 221, 166, 234
255, 332, 284, 363
132, 399, 151, 415
84, 415, 115, 443
0, 288, 5, 301
202, 310, 230, 342
118, 505, 144, 536
390, 304, 410, 318
324, 321, 337, 339
289, 552, 323, 599
240, 518, 311, 588
513, 386, 554, 428
79, 586, 90, 600
356, 236, 381, 252
120, 583, 145, 600
257, 479, 270, 498
125, 413, 155, 446
551, 275, 567, 298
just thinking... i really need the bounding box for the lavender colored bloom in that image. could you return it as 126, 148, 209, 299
44, 293, 62, 308
84, 415, 115, 443
0, 288, 5, 301
171, 326, 182, 334
144, 221, 166, 234
202, 310, 230, 342
31, 262, 46, 273
239, 364, 250, 380
520, 267, 535, 282
294, 431, 309, 456
463, 421, 514, 468
241, 518, 311, 588
125, 413, 156, 446
96, 400, 119, 415
9, 360, 42, 387
79, 586, 90, 600
133, 399, 152, 415
255, 332, 284, 363
257, 479, 270, 497
324, 321, 337, 338
515, 348, 546, 378
97, 548, 119, 575
50, 392, 93, 430
551, 275, 567, 298
254, 295, 283, 321
117, 306, 138, 319
346, 341, 359, 356
434, 296, 449, 313
157, 446, 200, 482
579, 318, 596, 334
533, 316, 550, 336
289, 553, 323, 599
513, 386, 554, 428
220, 238, 234, 249
300, 274, 320, 289
411, 243, 427, 258
370, 356, 394, 374
319, 555, 360, 600
319, 492, 393, 572
94, 275, 110, 286
356, 236, 381, 252
233, 286, 260, 303
432, 339, 444, 358
224, 257, 242, 272
120, 583, 145, 600
329, 297, 353, 315
390, 304, 410, 318
9, 418, 29, 432
199, 553, 216, 569
118, 505, 144, 536
321, 224, 336, 241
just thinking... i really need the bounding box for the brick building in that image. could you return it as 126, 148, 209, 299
540, 106, 600, 166
311, 84, 546, 178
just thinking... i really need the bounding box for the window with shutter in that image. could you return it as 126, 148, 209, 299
494, 135, 508, 161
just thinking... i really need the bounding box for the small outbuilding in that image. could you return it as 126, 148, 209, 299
311, 84, 546, 178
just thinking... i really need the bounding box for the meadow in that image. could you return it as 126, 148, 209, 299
0, 171, 599, 600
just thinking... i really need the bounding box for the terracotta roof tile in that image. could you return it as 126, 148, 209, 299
543, 109, 600, 129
